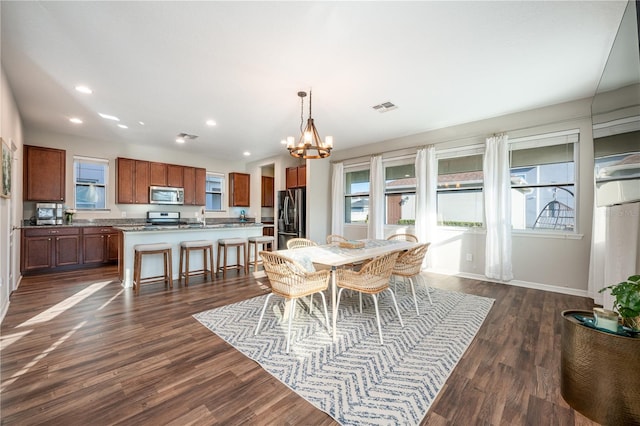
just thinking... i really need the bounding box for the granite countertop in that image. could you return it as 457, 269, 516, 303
21, 220, 262, 230
114, 223, 263, 232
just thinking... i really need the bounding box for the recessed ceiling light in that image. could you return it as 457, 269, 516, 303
138, 121, 145, 126
98, 113, 120, 121
69, 117, 83, 124
206, 119, 216, 126
176, 137, 185, 144
117, 124, 128, 129
280, 139, 287, 145
75, 85, 93, 94
243, 151, 251, 156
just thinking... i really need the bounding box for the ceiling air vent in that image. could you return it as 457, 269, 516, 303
175, 132, 199, 143
372, 101, 397, 113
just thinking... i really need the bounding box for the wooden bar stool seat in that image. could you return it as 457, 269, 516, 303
133, 242, 173, 295
179, 240, 214, 286
248, 235, 275, 272
216, 238, 248, 279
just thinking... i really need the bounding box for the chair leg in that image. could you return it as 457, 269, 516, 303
408, 277, 420, 315
371, 294, 384, 345
255, 293, 274, 335
423, 275, 433, 305
386, 288, 404, 327
184, 248, 190, 286
359, 292, 363, 313
287, 298, 296, 353
318, 291, 331, 334
178, 247, 184, 285
308, 294, 314, 315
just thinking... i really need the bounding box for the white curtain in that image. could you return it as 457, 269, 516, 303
415, 146, 437, 267
484, 134, 513, 281
368, 154, 385, 239
330, 162, 344, 236
415, 148, 428, 244
588, 202, 640, 309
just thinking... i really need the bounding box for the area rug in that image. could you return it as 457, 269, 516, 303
193, 281, 494, 425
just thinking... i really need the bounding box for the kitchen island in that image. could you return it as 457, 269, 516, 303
116, 223, 263, 288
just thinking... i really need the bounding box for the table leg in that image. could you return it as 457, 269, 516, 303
331, 265, 337, 340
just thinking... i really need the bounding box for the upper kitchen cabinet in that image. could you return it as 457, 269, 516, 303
167, 164, 184, 188
149, 162, 167, 186
286, 165, 306, 189
261, 176, 274, 207
24, 145, 65, 201
117, 157, 150, 204
229, 172, 250, 207
183, 166, 206, 205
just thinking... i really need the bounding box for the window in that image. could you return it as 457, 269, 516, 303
385, 163, 415, 225
205, 172, 224, 211
594, 129, 640, 207
436, 149, 484, 227
74, 156, 108, 210
509, 130, 578, 232
344, 168, 369, 223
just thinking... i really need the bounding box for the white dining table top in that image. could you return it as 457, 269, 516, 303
276, 239, 417, 268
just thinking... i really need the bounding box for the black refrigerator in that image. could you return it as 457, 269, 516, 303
278, 188, 305, 249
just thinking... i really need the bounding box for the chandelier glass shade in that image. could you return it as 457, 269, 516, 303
287, 91, 333, 159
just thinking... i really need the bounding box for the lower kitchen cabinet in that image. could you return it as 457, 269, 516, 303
83, 227, 120, 265
21, 227, 82, 273
21, 226, 119, 274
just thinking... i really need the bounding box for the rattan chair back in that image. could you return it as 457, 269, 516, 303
392, 243, 430, 278
336, 251, 399, 294
260, 251, 329, 299
386, 233, 418, 242
286, 238, 318, 250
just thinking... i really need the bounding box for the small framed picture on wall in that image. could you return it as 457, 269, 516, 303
1, 138, 11, 199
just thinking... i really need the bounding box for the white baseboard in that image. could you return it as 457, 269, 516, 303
426, 268, 591, 298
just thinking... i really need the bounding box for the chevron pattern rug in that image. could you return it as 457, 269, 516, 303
194, 281, 493, 425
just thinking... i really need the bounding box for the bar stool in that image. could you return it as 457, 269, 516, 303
133, 242, 173, 295
179, 240, 215, 286
247, 235, 275, 272
216, 238, 248, 279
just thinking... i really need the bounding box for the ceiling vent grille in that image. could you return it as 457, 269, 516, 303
177, 132, 198, 140
372, 101, 397, 113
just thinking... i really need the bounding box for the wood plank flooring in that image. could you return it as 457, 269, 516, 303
1, 266, 599, 425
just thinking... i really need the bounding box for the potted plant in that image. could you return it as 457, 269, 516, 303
599, 274, 640, 331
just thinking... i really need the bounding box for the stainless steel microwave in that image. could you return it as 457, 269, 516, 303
149, 186, 184, 205
36, 202, 64, 225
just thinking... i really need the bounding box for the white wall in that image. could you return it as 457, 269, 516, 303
1, 65, 25, 321
334, 98, 596, 296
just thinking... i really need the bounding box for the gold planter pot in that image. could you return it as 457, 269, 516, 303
623, 315, 640, 331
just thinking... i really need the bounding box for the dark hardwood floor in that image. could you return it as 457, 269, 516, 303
1, 266, 598, 425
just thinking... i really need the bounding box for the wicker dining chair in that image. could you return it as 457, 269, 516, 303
326, 234, 347, 244
335, 251, 402, 345
386, 233, 418, 242
286, 238, 318, 250
255, 251, 331, 353
391, 243, 432, 315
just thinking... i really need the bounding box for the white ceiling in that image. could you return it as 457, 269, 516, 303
1, 1, 631, 162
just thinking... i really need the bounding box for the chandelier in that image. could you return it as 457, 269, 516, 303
286, 90, 333, 159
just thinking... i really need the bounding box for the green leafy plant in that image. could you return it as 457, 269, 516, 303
599, 274, 640, 320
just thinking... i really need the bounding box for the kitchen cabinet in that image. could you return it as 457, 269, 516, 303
183, 166, 206, 206
117, 158, 150, 204
149, 162, 184, 188
167, 164, 184, 188
21, 227, 81, 273
261, 176, 274, 207
286, 165, 306, 189
150, 162, 167, 186
262, 225, 274, 237
229, 172, 250, 207
83, 227, 119, 264
24, 145, 66, 202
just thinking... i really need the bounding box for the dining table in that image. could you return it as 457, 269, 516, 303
276, 238, 418, 340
